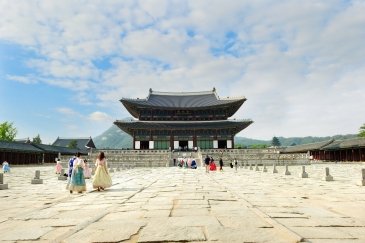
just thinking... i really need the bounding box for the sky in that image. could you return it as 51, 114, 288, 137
1, 0, 364, 144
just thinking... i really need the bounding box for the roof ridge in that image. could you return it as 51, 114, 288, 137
150, 90, 215, 96
56, 137, 92, 139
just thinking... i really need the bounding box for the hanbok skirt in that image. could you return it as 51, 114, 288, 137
92, 165, 112, 189
69, 167, 86, 192
83, 166, 92, 179
55, 164, 62, 174
3, 165, 10, 172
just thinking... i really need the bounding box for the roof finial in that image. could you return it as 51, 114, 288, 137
213, 87, 216, 92
149, 88, 152, 93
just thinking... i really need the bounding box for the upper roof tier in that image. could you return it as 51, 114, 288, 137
120, 88, 247, 119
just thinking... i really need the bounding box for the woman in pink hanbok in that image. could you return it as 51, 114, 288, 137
83, 159, 92, 179
92, 152, 112, 191
55, 159, 63, 174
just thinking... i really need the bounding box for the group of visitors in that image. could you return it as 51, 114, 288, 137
176, 157, 197, 169
65, 151, 112, 194
204, 155, 238, 172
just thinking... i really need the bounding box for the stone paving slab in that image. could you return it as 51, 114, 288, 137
0, 164, 364, 242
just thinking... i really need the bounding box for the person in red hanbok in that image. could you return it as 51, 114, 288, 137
210, 158, 217, 171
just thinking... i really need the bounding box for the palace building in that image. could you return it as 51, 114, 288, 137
114, 88, 253, 150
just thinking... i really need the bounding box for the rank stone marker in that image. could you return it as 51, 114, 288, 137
300, 166, 309, 178
31, 170, 43, 184
263, 164, 268, 172
285, 165, 291, 175
0, 173, 8, 190
323, 167, 334, 181
273, 164, 278, 173
58, 169, 67, 180
360, 168, 365, 186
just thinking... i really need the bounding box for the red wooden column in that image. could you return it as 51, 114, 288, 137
193, 129, 197, 148
133, 130, 136, 149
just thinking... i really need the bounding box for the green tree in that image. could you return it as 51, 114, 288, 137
68, 140, 78, 149
271, 136, 281, 147
250, 144, 268, 149
32, 134, 42, 144
358, 123, 365, 137
0, 121, 17, 141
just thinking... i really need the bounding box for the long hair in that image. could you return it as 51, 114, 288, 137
97, 151, 105, 161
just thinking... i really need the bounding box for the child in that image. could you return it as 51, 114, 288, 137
2, 161, 10, 173
55, 159, 63, 174
83, 159, 92, 179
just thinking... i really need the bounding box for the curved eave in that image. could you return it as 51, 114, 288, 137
120, 99, 140, 118
120, 98, 246, 118
114, 120, 253, 136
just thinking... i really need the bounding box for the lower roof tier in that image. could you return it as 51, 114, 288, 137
114, 119, 253, 136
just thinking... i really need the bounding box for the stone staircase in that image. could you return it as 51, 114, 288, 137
58, 148, 310, 169
201, 149, 310, 166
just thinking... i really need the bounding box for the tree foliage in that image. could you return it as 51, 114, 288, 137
358, 123, 365, 138
32, 134, 42, 144
271, 136, 281, 147
250, 144, 268, 149
68, 140, 78, 149
0, 121, 17, 141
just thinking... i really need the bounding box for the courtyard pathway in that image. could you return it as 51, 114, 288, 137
0, 163, 364, 242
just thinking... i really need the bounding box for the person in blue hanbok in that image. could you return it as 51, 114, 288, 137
69, 152, 86, 194
2, 161, 10, 173
191, 159, 197, 169
68, 155, 76, 178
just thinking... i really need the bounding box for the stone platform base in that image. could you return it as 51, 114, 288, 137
0, 183, 8, 190
58, 176, 67, 181
31, 179, 43, 184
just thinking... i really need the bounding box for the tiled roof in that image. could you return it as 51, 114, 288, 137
281, 139, 334, 153
114, 119, 253, 136
0, 141, 88, 155
322, 137, 365, 150
0, 141, 43, 153
31, 143, 86, 155
52, 137, 96, 150
121, 89, 246, 108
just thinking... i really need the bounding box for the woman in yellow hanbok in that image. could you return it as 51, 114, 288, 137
92, 152, 112, 191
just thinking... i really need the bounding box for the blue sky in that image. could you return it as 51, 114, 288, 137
1, 0, 365, 144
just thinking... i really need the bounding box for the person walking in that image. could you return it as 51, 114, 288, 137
92, 151, 112, 191
234, 158, 238, 172
69, 152, 87, 194
219, 157, 224, 171
68, 154, 76, 178
204, 155, 210, 173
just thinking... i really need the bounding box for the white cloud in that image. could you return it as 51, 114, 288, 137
6, 75, 38, 84
1, 1, 365, 139
88, 111, 112, 122
56, 107, 77, 116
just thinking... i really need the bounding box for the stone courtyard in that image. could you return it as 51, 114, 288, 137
0, 163, 364, 242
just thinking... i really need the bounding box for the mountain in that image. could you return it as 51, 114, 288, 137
93, 125, 132, 149
236, 134, 357, 147
93, 125, 357, 149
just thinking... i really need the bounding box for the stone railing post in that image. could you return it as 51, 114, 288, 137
0, 173, 9, 190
